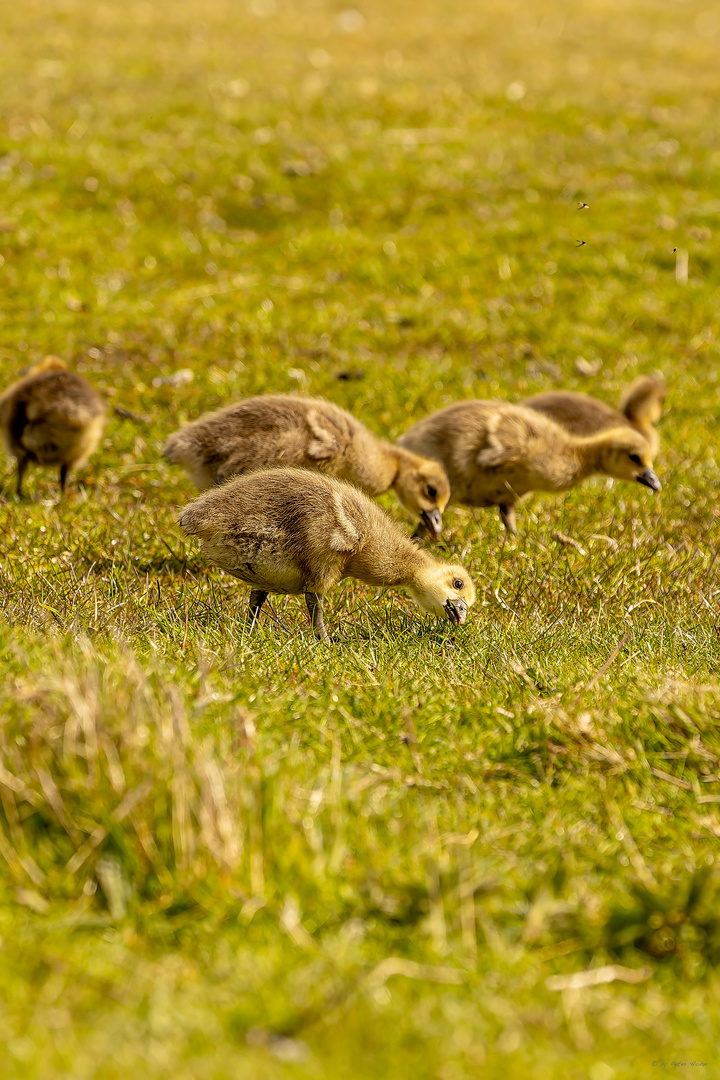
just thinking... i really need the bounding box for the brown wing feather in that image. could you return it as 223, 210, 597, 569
305, 409, 345, 460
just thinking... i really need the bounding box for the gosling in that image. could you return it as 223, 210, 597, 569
178, 468, 476, 640
398, 400, 661, 535
0, 356, 106, 496
164, 394, 451, 538
524, 373, 666, 458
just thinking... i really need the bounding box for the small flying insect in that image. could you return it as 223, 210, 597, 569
576, 239, 587, 246
578, 202, 589, 209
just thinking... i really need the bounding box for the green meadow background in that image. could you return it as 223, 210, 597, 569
1, 0, 720, 1076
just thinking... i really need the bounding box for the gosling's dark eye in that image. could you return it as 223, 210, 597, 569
427, 485, 437, 499
453, 579, 464, 590
629, 453, 642, 465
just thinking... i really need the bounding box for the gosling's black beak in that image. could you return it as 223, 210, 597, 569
420, 508, 443, 539
637, 468, 661, 492
445, 598, 467, 627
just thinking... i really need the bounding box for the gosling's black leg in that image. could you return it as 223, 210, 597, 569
498, 503, 517, 536
305, 592, 330, 641
247, 588, 268, 629
16, 455, 29, 498
59, 464, 69, 494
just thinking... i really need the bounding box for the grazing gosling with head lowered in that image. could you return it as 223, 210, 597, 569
178, 468, 476, 640
524, 373, 666, 458
398, 399, 661, 536
164, 394, 451, 538
0, 356, 106, 496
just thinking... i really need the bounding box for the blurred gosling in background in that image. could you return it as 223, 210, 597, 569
0, 356, 106, 497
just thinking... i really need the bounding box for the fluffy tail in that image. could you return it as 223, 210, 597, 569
619, 374, 666, 427
0, 355, 69, 408
177, 500, 208, 538
28, 355, 68, 376
163, 430, 218, 490
163, 431, 184, 464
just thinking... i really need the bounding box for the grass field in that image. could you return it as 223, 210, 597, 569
2, 0, 720, 1076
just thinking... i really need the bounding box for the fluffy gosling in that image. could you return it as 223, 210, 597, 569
0, 356, 106, 496
398, 399, 661, 535
164, 394, 451, 538
524, 373, 666, 458
178, 467, 476, 640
